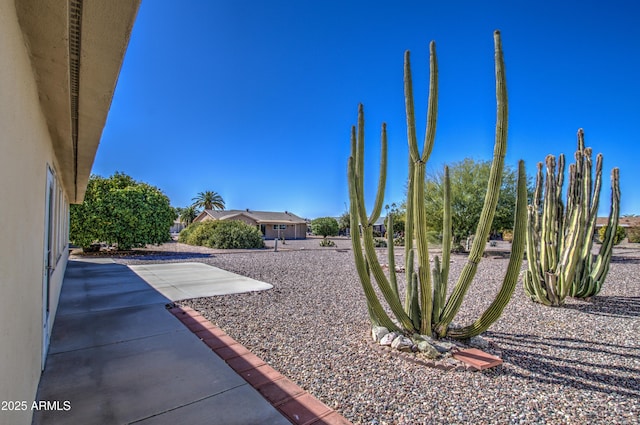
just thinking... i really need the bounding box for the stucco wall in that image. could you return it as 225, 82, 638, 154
0, 1, 68, 423
263, 224, 307, 240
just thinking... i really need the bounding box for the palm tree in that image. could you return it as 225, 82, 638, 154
179, 205, 200, 226
192, 190, 225, 210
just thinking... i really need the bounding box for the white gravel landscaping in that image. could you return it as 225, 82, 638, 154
115, 239, 640, 424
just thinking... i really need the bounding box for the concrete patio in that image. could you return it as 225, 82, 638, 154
32, 258, 292, 424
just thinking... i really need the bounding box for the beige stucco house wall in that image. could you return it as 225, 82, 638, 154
0, 1, 139, 423
194, 209, 308, 240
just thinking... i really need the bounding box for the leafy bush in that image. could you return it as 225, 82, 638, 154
178, 221, 219, 247
598, 225, 626, 245
374, 238, 387, 248
393, 236, 405, 246
627, 226, 640, 243
319, 238, 336, 247
70, 173, 175, 250
210, 220, 265, 249
311, 217, 339, 238
179, 220, 264, 249
426, 230, 442, 245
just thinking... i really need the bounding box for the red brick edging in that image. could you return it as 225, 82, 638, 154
167, 305, 353, 425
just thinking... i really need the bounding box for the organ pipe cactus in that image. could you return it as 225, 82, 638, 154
347, 31, 528, 339
524, 130, 621, 305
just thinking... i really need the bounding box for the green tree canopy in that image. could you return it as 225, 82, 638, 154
338, 211, 351, 233
311, 217, 339, 238
70, 172, 176, 250
421, 158, 521, 243
384, 203, 405, 234
192, 190, 225, 210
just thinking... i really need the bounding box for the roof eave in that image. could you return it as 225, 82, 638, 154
16, 0, 141, 203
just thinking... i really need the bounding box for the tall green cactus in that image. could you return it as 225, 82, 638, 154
348, 31, 528, 340
524, 130, 621, 305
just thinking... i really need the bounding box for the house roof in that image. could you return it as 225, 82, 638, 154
196, 209, 307, 225
596, 216, 640, 228
16, 0, 141, 202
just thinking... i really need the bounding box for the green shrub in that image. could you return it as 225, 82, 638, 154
320, 238, 336, 247
426, 230, 442, 245
598, 225, 626, 245
179, 221, 220, 247
179, 220, 264, 249
393, 236, 405, 246
627, 226, 640, 243
311, 217, 339, 238
209, 220, 265, 249
374, 238, 387, 248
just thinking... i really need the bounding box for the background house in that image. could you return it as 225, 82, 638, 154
595, 215, 640, 239
0, 1, 140, 423
194, 209, 308, 239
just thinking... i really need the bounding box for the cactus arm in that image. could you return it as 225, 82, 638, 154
410, 271, 421, 330
405, 50, 420, 162
524, 162, 544, 302
556, 203, 584, 302
533, 161, 543, 238
525, 205, 549, 303
414, 163, 433, 335
362, 226, 415, 330
404, 242, 414, 314
402, 50, 417, 314
351, 105, 414, 331
432, 166, 451, 323
368, 123, 388, 225
435, 30, 508, 336
440, 165, 452, 290
354, 107, 370, 227
421, 41, 438, 163
448, 160, 528, 338
387, 214, 399, 298
583, 167, 620, 295
431, 256, 443, 323
348, 157, 399, 332
404, 40, 439, 335
404, 158, 416, 313
540, 156, 558, 274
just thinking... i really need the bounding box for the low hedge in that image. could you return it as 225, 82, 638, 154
179, 220, 264, 249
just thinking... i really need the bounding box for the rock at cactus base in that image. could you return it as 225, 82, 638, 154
379, 332, 398, 346
391, 335, 415, 352
372, 326, 390, 342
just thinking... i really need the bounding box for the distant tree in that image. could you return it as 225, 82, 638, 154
384, 203, 405, 234
70, 172, 176, 250
338, 211, 351, 234
192, 190, 225, 210
422, 158, 522, 243
179, 205, 200, 226
311, 217, 339, 239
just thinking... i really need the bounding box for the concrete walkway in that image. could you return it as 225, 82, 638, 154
128, 262, 273, 300
33, 258, 291, 424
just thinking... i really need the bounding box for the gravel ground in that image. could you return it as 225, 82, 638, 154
113, 238, 640, 424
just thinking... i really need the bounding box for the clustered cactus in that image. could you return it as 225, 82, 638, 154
524, 130, 621, 305
348, 31, 528, 340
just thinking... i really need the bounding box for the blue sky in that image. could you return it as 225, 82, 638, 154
94, 0, 640, 219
